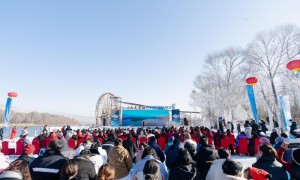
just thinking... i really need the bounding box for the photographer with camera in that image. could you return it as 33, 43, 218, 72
277, 142, 300, 179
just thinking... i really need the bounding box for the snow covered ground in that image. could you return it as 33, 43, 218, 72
231, 155, 257, 170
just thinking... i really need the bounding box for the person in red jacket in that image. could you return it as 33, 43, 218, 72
10, 126, 17, 140
277, 142, 300, 179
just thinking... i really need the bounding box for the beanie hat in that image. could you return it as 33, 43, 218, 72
23, 144, 35, 155
292, 148, 300, 165
259, 137, 270, 145
275, 137, 284, 144
248, 167, 272, 180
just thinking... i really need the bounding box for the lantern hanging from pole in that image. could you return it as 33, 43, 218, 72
286, 59, 300, 74
246, 77, 258, 86
8, 92, 18, 98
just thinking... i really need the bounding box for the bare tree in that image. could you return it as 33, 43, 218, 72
193, 47, 246, 125
244, 24, 300, 129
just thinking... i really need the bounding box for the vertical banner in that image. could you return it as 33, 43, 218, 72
171, 109, 180, 124
246, 85, 259, 124
279, 95, 292, 130
4, 97, 12, 129
110, 110, 120, 127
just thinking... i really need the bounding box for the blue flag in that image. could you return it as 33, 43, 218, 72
4, 97, 12, 129
246, 85, 259, 124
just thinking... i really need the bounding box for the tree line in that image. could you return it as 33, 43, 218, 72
192, 24, 300, 128
0, 109, 80, 125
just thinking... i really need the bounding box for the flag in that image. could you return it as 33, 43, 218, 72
246, 85, 259, 124
4, 97, 12, 129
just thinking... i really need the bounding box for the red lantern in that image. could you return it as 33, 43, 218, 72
246, 77, 258, 86
286, 59, 300, 73
8, 92, 18, 98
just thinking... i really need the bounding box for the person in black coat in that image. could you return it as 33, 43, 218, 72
290, 120, 297, 135
252, 144, 288, 180
169, 148, 200, 180
251, 120, 259, 132
30, 140, 67, 180
123, 134, 138, 162
260, 120, 268, 134
195, 136, 218, 180
269, 129, 279, 146
0, 127, 4, 141
73, 149, 97, 180
166, 139, 183, 169
102, 133, 115, 156
17, 144, 35, 164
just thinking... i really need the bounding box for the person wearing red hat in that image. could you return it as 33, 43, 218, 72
277, 142, 300, 180
17, 144, 35, 164
244, 167, 272, 180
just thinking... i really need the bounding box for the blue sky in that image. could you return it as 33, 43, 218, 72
0, 1, 300, 119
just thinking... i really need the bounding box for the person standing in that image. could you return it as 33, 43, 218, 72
237, 121, 241, 134
289, 119, 297, 135
260, 120, 268, 134
0, 127, 4, 141
123, 134, 138, 162
10, 126, 17, 140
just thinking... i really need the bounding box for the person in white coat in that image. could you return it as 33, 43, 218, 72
215, 159, 246, 180
89, 148, 104, 173
206, 148, 230, 180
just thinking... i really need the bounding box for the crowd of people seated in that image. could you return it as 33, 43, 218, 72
0, 120, 299, 180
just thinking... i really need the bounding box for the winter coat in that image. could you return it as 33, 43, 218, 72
184, 141, 197, 160
132, 155, 169, 180
0, 128, 4, 136
252, 155, 288, 180
17, 154, 35, 164
270, 132, 279, 145
235, 134, 248, 147
290, 122, 297, 134
97, 147, 108, 164
195, 144, 218, 180
166, 141, 183, 168
73, 156, 97, 180
29, 150, 67, 180
123, 138, 137, 160
108, 145, 132, 179
89, 154, 104, 173
0, 153, 9, 173
169, 163, 200, 180
102, 140, 114, 156
260, 122, 268, 133
0, 171, 22, 179
277, 147, 300, 180
206, 159, 226, 180
148, 141, 165, 163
